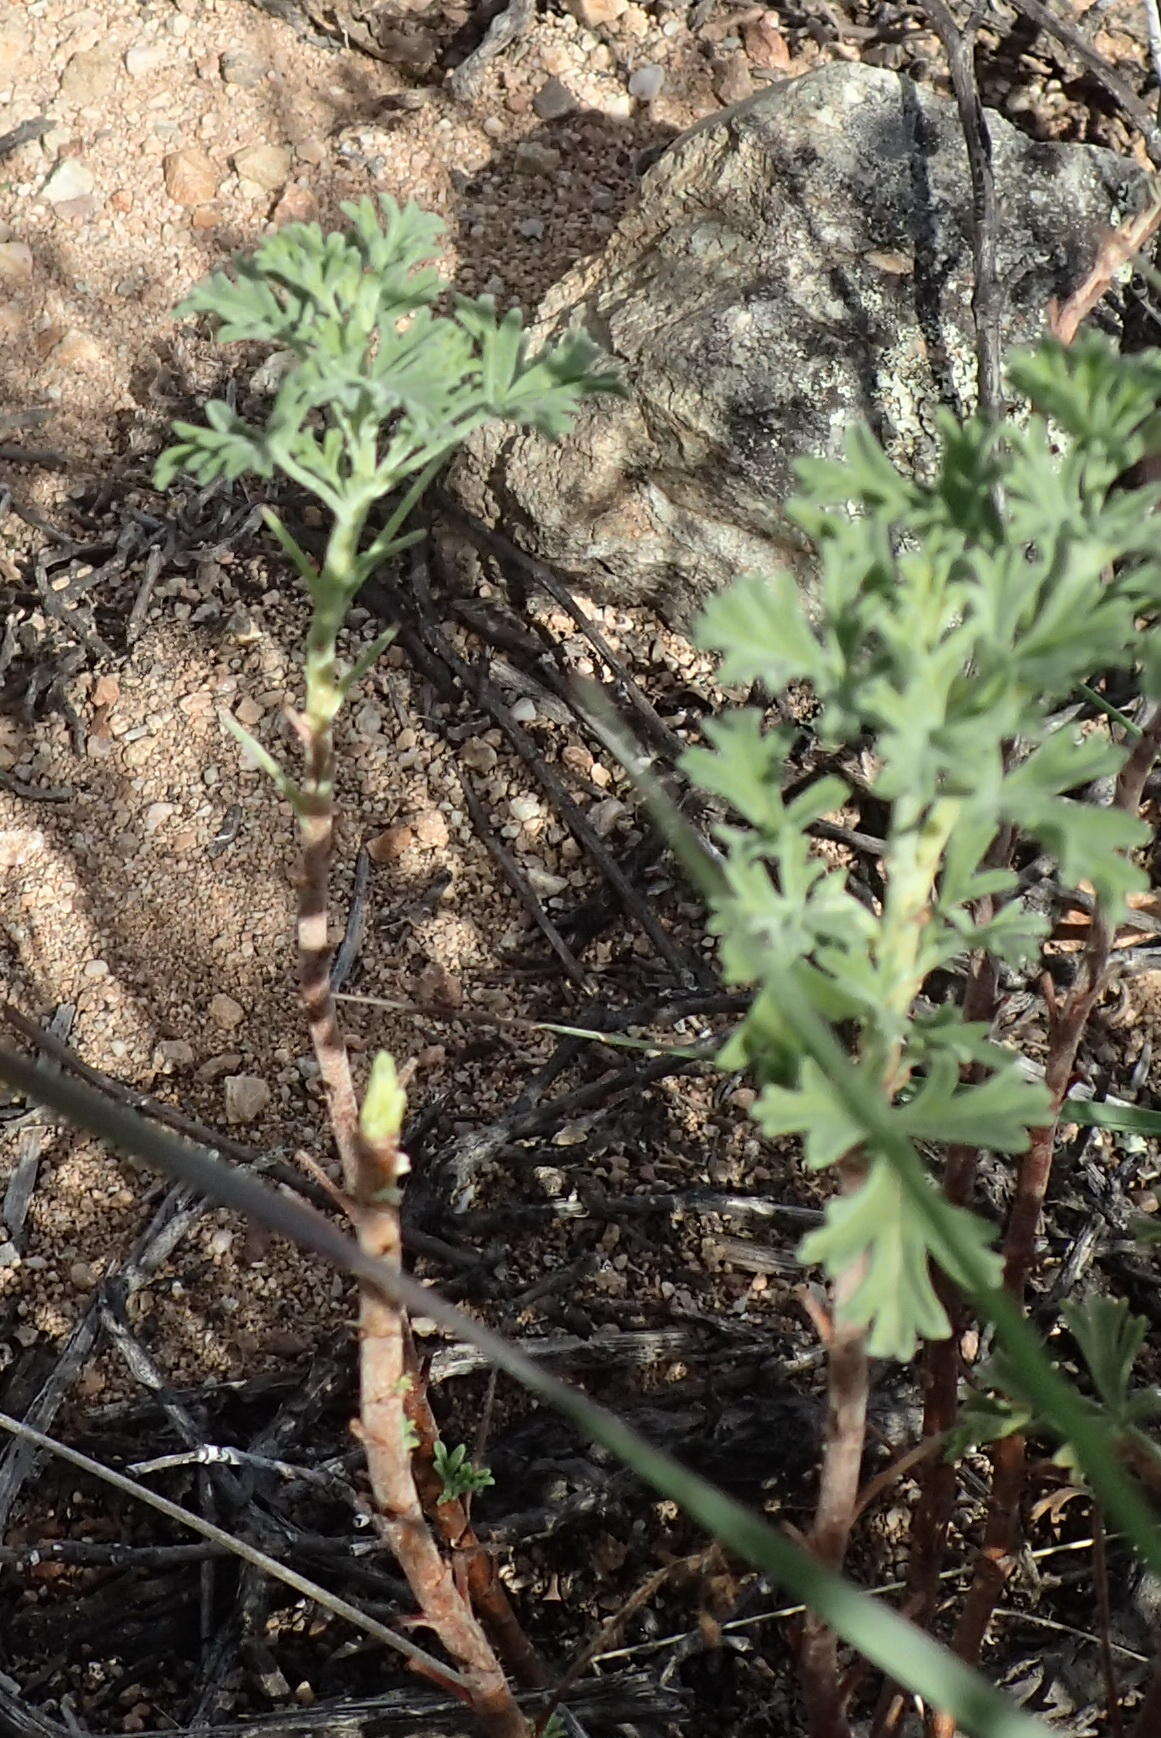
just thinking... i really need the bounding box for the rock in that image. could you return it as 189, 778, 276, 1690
461, 737, 498, 774
44, 328, 101, 369
368, 823, 415, 863
712, 51, 755, 106
413, 808, 450, 849
417, 960, 463, 1010
220, 47, 267, 86
628, 63, 665, 101
451, 63, 1152, 623
233, 143, 292, 193
515, 140, 562, 177
59, 48, 120, 104
42, 158, 94, 204
0, 20, 29, 77
209, 992, 244, 1030
224, 1074, 270, 1124
0, 242, 33, 286
124, 41, 168, 77
271, 182, 319, 226
533, 76, 577, 120
163, 145, 219, 206
155, 1038, 196, 1070
563, 0, 626, 25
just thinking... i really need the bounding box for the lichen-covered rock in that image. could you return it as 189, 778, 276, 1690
452, 62, 1151, 624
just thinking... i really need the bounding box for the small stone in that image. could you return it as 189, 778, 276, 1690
354, 700, 382, 736
156, 1038, 196, 1069
533, 76, 577, 120
713, 51, 755, 106
209, 992, 245, 1030
163, 145, 219, 206
509, 794, 541, 825
413, 808, 450, 849
0, 1241, 21, 1270
515, 140, 562, 177
417, 960, 463, 1010
461, 737, 497, 774
510, 696, 537, 723
69, 1260, 99, 1290
525, 864, 569, 897
628, 63, 665, 101
0, 21, 29, 77
42, 158, 94, 204
742, 12, 793, 69
563, 0, 626, 24
197, 1053, 242, 1084
224, 1074, 270, 1124
47, 327, 101, 369
220, 48, 268, 86
368, 824, 415, 863
234, 696, 263, 727
589, 796, 626, 836
59, 48, 120, 104
124, 41, 168, 77
143, 801, 175, 832
271, 182, 319, 226
0, 828, 45, 869
0, 242, 33, 286
517, 215, 545, 240
83, 958, 109, 980
233, 143, 292, 193
92, 673, 121, 708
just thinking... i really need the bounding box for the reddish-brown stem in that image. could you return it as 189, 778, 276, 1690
940, 706, 1161, 1722
295, 713, 531, 1738
800, 1238, 870, 1738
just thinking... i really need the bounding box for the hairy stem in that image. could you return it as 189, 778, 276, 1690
800, 1240, 870, 1738
295, 653, 530, 1737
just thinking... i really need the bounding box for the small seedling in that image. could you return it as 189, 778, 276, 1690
433, 1439, 496, 1504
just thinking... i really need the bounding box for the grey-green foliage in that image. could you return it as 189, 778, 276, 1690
952, 1293, 1161, 1482
688, 335, 1161, 1360
155, 195, 620, 510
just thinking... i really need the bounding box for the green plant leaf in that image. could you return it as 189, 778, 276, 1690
799, 1157, 1003, 1361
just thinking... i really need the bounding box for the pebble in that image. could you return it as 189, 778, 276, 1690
510, 794, 541, 824
515, 140, 562, 177
209, 992, 245, 1030
417, 960, 463, 1010
155, 1038, 196, 1069
510, 696, 537, 724
525, 864, 569, 897
125, 41, 168, 77
235, 696, 263, 727
59, 48, 119, 104
233, 143, 292, 193
271, 183, 319, 226
628, 63, 665, 101
589, 796, 626, 836
83, 958, 109, 980
533, 76, 578, 120
0, 242, 33, 286
517, 216, 545, 240
0, 21, 28, 77
143, 801, 175, 832
163, 145, 219, 206
198, 1053, 242, 1084
461, 737, 498, 774
413, 808, 450, 849
563, 0, 627, 24
713, 52, 756, 105
69, 1260, 100, 1290
42, 158, 94, 204
224, 1074, 271, 1124
368, 823, 415, 863
220, 48, 268, 86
